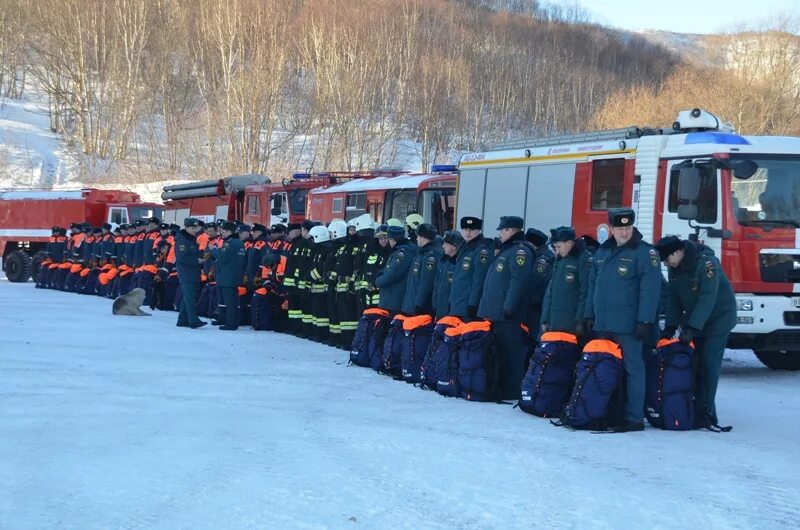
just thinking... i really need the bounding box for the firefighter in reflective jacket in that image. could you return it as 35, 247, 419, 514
656, 235, 736, 429
308, 225, 333, 340
402, 223, 442, 316
585, 208, 662, 432
449, 216, 493, 320
477, 216, 533, 400
283, 222, 307, 333
375, 225, 416, 313
540, 226, 592, 336
356, 223, 393, 309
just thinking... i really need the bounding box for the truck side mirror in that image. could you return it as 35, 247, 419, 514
734, 160, 758, 180
678, 167, 701, 201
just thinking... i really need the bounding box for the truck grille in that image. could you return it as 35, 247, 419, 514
760, 252, 800, 283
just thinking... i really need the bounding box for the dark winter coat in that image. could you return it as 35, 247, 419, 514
175, 230, 201, 283
375, 239, 416, 313
477, 231, 533, 322
449, 234, 493, 318
402, 240, 443, 315
585, 230, 662, 334
432, 252, 458, 319
211, 235, 247, 288
541, 239, 592, 333
665, 241, 736, 337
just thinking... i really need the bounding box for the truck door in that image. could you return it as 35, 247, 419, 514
270, 192, 289, 226
661, 160, 723, 258
108, 206, 129, 227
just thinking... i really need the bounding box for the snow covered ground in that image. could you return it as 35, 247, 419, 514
1, 280, 798, 530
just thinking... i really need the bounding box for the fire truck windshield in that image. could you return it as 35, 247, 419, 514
731, 157, 800, 227
289, 190, 307, 215
129, 206, 164, 221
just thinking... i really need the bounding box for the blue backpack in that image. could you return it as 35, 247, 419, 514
645, 339, 695, 431
400, 315, 434, 384
380, 315, 407, 378
350, 308, 391, 367
420, 316, 464, 391
456, 321, 498, 402
251, 286, 278, 331
560, 340, 624, 430
519, 332, 581, 418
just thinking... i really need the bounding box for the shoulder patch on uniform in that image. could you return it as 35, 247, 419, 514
649, 248, 660, 267
704, 260, 715, 278
178, 244, 186, 252
479, 249, 489, 264
516, 248, 527, 267
426, 259, 435, 271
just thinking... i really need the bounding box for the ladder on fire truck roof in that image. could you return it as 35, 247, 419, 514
491, 126, 650, 151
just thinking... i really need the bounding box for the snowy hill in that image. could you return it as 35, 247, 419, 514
0, 84, 77, 189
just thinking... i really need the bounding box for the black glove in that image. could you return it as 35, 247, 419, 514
467, 305, 478, 318
635, 322, 652, 341
584, 319, 594, 334
680, 328, 696, 346
573, 321, 584, 337
661, 326, 677, 340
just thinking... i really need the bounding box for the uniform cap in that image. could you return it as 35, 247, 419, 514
387, 225, 406, 240
220, 221, 238, 232
92, 226, 103, 234
102, 223, 112, 231
252, 223, 268, 234
416, 223, 437, 241
147, 216, 160, 224
375, 224, 389, 237
51, 226, 60, 233
184, 217, 201, 228
287, 222, 302, 231
237, 223, 251, 233
525, 228, 548, 247
301, 220, 315, 231
443, 229, 465, 247
609, 208, 635, 228
496, 216, 524, 230
655, 235, 685, 261
460, 216, 483, 230
549, 226, 576, 243
159, 223, 170, 230
169, 224, 180, 232
272, 223, 288, 233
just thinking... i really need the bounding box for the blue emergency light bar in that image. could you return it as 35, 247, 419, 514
684, 132, 750, 145
431, 164, 457, 173
292, 172, 312, 179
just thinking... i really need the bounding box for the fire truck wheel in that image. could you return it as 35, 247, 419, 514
754, 350, 800, 371
30, 251, 48, 283
4, 250, 32, 283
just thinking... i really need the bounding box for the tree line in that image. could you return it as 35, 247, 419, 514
6, 0, 792, 184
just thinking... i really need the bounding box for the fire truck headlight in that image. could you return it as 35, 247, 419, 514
736, 299, 753, 311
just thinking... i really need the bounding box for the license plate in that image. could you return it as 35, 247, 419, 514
793, 297, 800, 308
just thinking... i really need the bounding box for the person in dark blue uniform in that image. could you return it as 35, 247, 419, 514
541, 226, 592, 336
175, 218, 207, 329
432, 230, 464, 319
375, 225, 416, 314
402, 223, 442, 315
211, 221, 247, 330
449, 216, 493, 320
524, 227, 554, 340
477, 216, 533, 400
585, 208, 662, 431
656, 235, 737, 428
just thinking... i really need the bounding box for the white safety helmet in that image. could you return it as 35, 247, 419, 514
328, 220, 348, 240
354, 213, 374, 232
309, 225, 330, 243
386, 218, 403, 227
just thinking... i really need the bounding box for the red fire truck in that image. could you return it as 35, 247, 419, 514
457, 109, 800, 370
306, 166, 458, 232
162, 173, 346, 227
0, 188, 162, 282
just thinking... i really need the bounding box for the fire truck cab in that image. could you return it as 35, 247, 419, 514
0, 188, 162, 282
307, 166, 457, 232
457, 109, 800, 370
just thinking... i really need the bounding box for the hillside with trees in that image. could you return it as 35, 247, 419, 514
0, 0, 796, 185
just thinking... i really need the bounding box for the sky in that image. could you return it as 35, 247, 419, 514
575, 0, 799, 34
